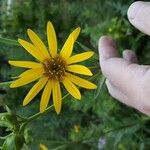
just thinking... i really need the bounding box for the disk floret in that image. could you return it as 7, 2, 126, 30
43, 55, 66, 80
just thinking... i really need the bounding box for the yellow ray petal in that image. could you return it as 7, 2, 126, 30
60, 36, 73, 60
27, 29, 50, 59
47, 21, 57, 57
67, 51, 94, 64
66, 73, 97, 89
62, 77, 81, 100
9, 60, 42, 68
73, 27, 81, 41
52, 80, 62, 114
23, 77, 48, 106
10, 68, 43, 88
10, 75, 40, 88
60, 27, 81, 59
18, 38, 44, 61
40, 80, 52, 112
67, 65, 93, 76
18, 68, 44, 77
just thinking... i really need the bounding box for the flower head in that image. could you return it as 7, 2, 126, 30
39, 144, 48, 150
9, 21, 97, 114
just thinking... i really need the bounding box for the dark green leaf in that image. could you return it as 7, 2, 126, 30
14, 133, 25, 150
0, 37, 19, 46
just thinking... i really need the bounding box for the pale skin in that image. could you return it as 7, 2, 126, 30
99, 1, 150, 116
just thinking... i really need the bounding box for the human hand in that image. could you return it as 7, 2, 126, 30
99, 1, 150, 116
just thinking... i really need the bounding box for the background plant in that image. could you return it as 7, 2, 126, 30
0, 0, 150, 150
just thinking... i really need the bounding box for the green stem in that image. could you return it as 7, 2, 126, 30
104, 123, 137, 135
0, 81, 12, 88
104, 117, 150, 135
89, 72, 100, 80
27, 93, 69, 123
27, 105, 52, 122
20, 73, 99, 131
24, 143, 30, 150
88, 66, 99, 69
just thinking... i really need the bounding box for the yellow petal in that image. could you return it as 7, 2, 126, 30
10, 68, 43, 88
52, 80, 62, 114
67, 51, 94, 64
67, 65, 93, 76
62, 77, 81, 99
60, 36, 74, 60
23, 77, 48, 106
27, 29, 50, 59
9, 60, 42, 68
39, 144, 48, 150
73, 27, 81, 41
40, 80, 52, 112
47, 21, 57, 57
18, 38, 43, 61
60, 27, 81, 59
66, 73, 97, 89
18, 68, 44, 77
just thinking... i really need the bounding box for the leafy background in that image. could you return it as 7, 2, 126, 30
1, 0, 150, 149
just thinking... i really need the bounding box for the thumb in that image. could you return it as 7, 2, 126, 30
128, 1, 150, 36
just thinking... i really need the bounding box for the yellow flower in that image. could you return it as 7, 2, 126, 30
74, 124, 80, 133
39, 144, 48, 150
9, 21, 97, 114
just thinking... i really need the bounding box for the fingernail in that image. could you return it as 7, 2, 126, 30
99, 36, 116, 48
127, 1, 145, 20
123, 50, 138, 63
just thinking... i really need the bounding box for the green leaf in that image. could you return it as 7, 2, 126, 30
14, 133, 25, 150
0, 112, 20, 132
5, 106, 13, 114
0, 113, 14, 130
51, 144, 67, 150
140, 143, 145, 150
124, 124, 140, 135
1, 134, 15, 150
0, 37, 19, 46
76, 41, 98, 60
76, 41, 92, 52
1, 133, 25, 150
114, 131, 124, 148
94, 75, 106, 99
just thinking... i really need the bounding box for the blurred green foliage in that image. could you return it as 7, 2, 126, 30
1, 0, 150, 149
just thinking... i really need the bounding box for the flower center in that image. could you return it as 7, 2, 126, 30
43, 55, 66, 81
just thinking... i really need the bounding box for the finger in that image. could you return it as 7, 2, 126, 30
99, 36, 148, 92
107, 79, 150, 116
99, 36, 121, 74
99, 36, 119, 62
106, 79, 150, 116
106, 79, 129, 103
99, 36, 131, 88
128, 1, 150, 36
122, 50, 138, 63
